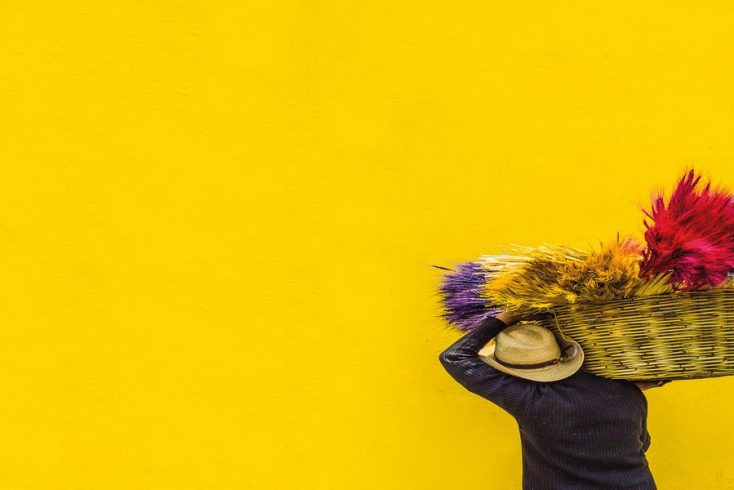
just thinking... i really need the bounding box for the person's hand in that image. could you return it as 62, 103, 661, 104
495, 310, 552, 326
634, 380, 672, 391
495, 311, 518, 325
495, 310, 549, 326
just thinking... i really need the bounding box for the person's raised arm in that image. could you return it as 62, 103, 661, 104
438, 311, 533, 415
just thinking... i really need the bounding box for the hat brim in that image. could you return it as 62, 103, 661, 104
478, 331, 585, 382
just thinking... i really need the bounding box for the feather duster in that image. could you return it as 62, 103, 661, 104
432, 261, 498, 332
638, 168, 734, 290
432, 252, 539, 331
483, 234, 674, 318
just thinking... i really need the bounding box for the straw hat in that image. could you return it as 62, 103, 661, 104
478, 323, 584, 382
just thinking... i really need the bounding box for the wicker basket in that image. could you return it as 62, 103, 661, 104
532, 287, 734, 380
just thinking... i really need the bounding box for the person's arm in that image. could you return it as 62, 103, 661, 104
438, 312, 533, 415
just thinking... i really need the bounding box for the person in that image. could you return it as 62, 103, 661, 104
438, 310, 670, 490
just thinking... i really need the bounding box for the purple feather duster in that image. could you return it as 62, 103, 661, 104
432, 261, 501, 331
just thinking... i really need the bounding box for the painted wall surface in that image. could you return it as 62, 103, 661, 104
2, 1, 734, 488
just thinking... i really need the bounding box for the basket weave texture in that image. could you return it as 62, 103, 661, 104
533, 288, 734, 380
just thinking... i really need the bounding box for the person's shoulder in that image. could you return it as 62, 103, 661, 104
526, 369, 620, 391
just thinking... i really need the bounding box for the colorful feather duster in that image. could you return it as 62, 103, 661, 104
433, 252, 538, 331
638, 168, 734, 290
434, 235, 675, 331
434, 168, 734, 333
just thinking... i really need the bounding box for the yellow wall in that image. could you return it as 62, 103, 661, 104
2, 1, 734, 488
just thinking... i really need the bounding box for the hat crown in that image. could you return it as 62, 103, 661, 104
494, 324, 561, 365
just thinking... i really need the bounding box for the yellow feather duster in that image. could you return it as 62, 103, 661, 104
482, 233, 675, 317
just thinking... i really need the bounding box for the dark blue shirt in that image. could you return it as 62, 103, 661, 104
439, 316, 657, 490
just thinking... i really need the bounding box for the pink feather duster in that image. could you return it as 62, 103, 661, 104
638, 168, 734, 290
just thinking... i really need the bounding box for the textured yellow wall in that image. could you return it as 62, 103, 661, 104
2, 1, 734, 488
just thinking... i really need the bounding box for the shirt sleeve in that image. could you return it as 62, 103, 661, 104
438, 316, 533, 415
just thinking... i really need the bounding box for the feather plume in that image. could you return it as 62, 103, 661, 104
433, 252, 542, 331
433, 261, 499, 332
483, 234, 673, 317
638, 168, 734, 290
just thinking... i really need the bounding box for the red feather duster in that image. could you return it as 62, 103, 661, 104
638, 168, 734, 290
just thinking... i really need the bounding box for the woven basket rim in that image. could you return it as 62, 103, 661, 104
548, 286, 734, 313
